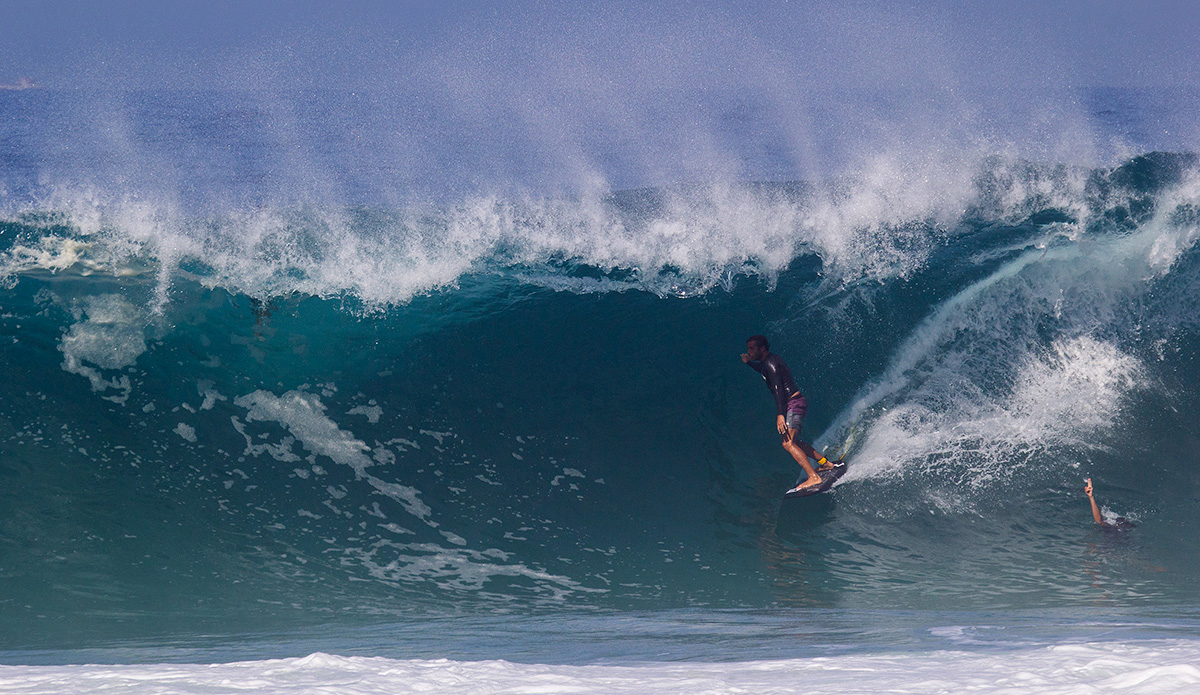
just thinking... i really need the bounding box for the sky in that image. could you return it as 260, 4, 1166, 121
1, 0, 1198, 92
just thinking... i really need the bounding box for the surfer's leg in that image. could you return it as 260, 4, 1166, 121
782, 430, 822, 488
796, 440, 834, 470
783, 397, 831, 474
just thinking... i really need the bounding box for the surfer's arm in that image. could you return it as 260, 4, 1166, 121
760, 361, 789, 416
743, 357, 788, 419
1085, 478, 1105, 525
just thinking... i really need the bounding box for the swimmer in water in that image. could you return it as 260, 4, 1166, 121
1085, 478, 1134, 530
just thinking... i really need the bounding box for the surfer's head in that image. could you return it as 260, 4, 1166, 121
746, 335, 769, 361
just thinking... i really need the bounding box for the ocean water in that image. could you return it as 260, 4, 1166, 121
2, 87, 1200, 692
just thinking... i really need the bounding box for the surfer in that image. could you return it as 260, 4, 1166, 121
1085, 478, 1134, 530
741, 335, 834, 493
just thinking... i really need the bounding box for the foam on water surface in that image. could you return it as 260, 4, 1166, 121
4, 640, 1200, 695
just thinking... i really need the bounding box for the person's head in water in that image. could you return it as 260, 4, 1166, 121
746, 335, 769, 361
1085, 478, 1135, 530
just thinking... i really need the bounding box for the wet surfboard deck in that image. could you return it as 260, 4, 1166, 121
783, 461, 847, 498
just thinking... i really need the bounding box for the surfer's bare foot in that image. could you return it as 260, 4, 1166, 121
818, 462, 835, 471
788, 477, 823, 494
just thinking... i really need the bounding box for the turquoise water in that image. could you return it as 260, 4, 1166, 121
1, 90, 1199, 685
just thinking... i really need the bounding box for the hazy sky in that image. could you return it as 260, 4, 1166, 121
2, 0, 1198, 92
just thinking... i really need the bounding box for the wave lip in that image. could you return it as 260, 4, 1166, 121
3, 152, 1197, 310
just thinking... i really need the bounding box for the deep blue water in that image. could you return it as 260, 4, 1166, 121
1, 88, 1199, 658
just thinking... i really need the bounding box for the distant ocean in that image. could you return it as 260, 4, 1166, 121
2, 87, 1200, 693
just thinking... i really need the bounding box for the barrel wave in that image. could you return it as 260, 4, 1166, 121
3, 142, 1200, 648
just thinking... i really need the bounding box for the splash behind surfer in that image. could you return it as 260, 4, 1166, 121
741, 335, 834, 493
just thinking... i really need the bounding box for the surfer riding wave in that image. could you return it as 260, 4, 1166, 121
741, 335, 835, 493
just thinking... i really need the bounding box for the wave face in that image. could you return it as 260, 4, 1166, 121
2, 89, 1200, 648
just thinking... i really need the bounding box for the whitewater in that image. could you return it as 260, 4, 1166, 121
3, 81, 1200, 692
4, 642, 1200, 695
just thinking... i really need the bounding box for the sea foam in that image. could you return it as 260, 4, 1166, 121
4, 640, 1200, 694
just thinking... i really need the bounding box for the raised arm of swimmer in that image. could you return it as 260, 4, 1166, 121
1084, 478, 1104, 525
1084, 478, 1135, 530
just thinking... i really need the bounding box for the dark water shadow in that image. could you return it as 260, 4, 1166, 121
775, 493, 838, 540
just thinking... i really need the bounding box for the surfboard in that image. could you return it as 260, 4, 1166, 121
783, 461, 847, 498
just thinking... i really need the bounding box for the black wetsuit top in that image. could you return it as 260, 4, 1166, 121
747, 353, 801, 416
